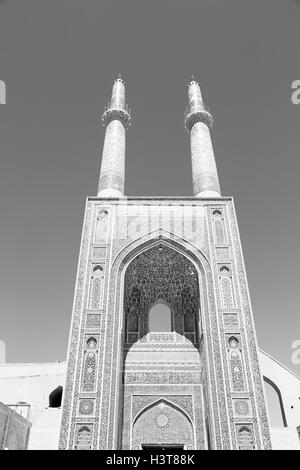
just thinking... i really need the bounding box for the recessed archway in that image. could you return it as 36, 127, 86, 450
123, 243, 200, 343
263, 376, 287, 427
132, 400, 194, 450
121, 241, 204, 449
104, 232, 217, 450
49, 386, 63, 408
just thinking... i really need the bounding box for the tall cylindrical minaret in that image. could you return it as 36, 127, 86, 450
184, 79, 221, 198
97, 75, 131, 197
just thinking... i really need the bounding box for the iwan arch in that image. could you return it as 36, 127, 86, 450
109, 234, 210, 450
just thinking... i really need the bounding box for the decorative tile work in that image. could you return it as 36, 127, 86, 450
226, 335, 246, 392
74, 424, 93, 450
218, 265, 235, 308
235, 423, 255, 450
59, 198, 271, 451
92, 247, 107, 259
124, 244, 199, 343
216, 247, 230, 262
226, 202, 272, 449
132, 395, 193, 423
132, 401, 194, 450
222, 277, 233, 308
81, 352, 97, 392
167, 395, 194, 419
126, 385, 203, 449
81, 337, 99, 393
94, 210, 109, 244
99, 232, 223, 450
212, 209, 226, 244
207, 202, 262, 449
59, 201, 93, 450
147, 333, 175, 343
127, 333, 138, 343
86, 314, 101, 329
89, 265, 105, 310
124, 372, 201, 385
78, 399, 95, 416
223, 313, 239, 329
232, 399, 251, 417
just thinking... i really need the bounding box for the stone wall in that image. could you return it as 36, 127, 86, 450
0, 401, 31, 449
0, 362, 65, 449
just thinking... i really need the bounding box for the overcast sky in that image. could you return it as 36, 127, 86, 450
0, 0, 299, 376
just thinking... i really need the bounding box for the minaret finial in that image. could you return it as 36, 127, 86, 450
97, 77, 131, 197
184, 82, 221, 198
188, 75, 199, 87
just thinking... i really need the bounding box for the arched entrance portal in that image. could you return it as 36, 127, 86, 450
132, 400, 194, 450
121, 243, 206, 449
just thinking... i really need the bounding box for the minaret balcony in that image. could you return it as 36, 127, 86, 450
102, 107, 131, 129
184, 109, 213, 132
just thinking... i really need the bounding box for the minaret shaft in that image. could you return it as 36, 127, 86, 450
97, 77, 131, 198
111, 79, 125, 109
185, 80, 221, 198
98, 120, 125, 197
190, 122, 220, 197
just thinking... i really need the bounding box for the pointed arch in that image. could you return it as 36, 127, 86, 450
109, 229, 214, 341
95, 209, 109, 243
75, 426, 92, 450
112, 228, 211, 272
133, 398, 194, 428
263, 376, 287, 427
112, 231, 213, 340
87, 336, 97, 348
123, 241, 201, 341
89, 264, 105, 310
49, 385, 63, 408
131, 398, 195, 450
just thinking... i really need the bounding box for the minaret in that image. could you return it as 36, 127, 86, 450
184, 78, 221, 197
97, 75, 131, 197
